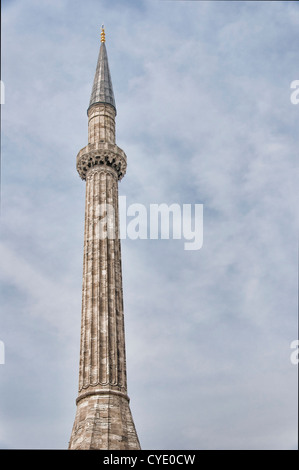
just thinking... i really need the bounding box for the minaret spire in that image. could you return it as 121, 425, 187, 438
69, 28, 140, 450
88, 25, 116, 113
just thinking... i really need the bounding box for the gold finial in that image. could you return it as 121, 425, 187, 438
101, 24, 105, 43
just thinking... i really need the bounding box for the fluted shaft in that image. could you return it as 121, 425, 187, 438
79, 167, 126, 393
69, 102, 140, 450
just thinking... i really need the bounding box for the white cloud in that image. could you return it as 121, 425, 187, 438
0, 241, 81, 340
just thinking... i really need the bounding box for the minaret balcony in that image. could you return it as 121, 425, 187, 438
76, 142, 127, 181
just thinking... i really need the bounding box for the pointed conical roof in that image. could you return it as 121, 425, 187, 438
88, 30, 116, 113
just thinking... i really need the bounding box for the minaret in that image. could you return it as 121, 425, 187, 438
69, 26, 140, 450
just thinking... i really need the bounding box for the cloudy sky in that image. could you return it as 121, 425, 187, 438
0, 0, 298, 450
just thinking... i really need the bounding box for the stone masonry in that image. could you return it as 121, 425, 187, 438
68, 28, 140, 450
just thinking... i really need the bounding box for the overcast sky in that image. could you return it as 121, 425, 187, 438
0, 0, 298, 450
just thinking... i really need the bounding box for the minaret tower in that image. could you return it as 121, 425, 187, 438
69, 26, 140, 450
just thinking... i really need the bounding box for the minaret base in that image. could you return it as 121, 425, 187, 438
68, 393, 140, 450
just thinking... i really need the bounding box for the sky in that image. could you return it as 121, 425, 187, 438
0, 0, 298, 450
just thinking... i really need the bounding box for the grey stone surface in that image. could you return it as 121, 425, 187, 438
69, 39, 140, 450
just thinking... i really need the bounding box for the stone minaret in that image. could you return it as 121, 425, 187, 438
68, 26, 140, 450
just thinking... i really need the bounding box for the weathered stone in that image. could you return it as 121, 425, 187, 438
69, 34, 140, 450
